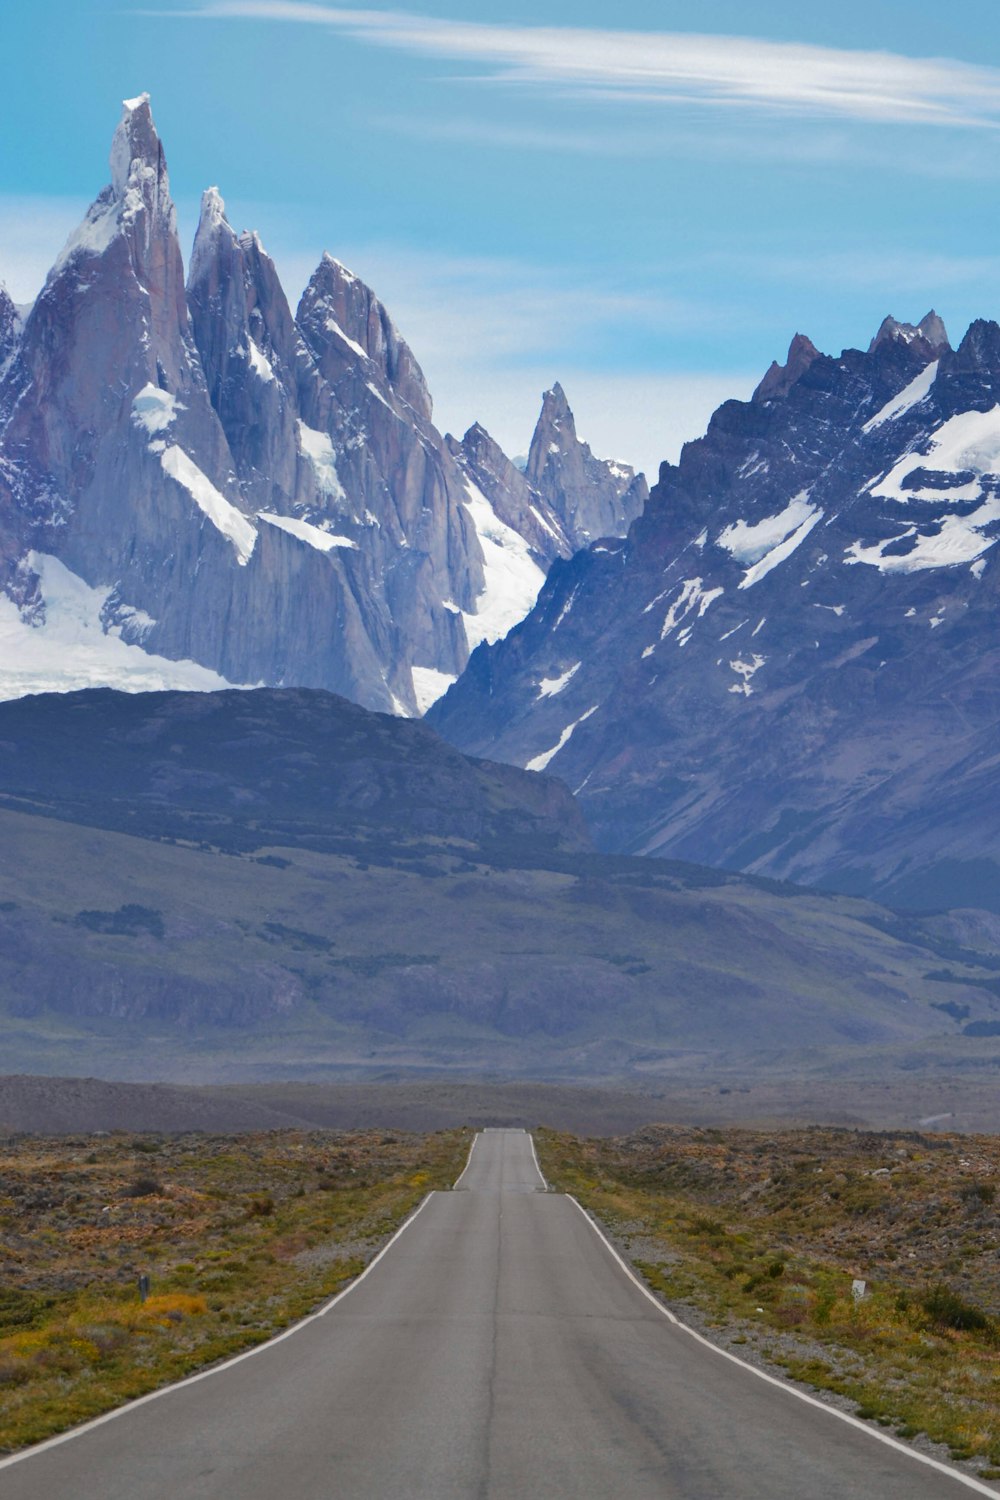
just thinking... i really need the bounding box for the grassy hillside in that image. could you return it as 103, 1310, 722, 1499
2, 687, 1000, 1082
2, 802, 1000, 1080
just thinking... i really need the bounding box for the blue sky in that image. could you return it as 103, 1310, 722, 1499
3, 1, 1000, 474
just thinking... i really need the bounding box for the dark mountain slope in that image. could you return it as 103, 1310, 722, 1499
430, 314, 1000, 911
0, 687, 589, 857
0, 689, 998, 1083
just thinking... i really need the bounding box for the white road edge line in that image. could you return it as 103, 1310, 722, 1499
0, 1138, 484, 1474
528, 1131, 549, 1190
452, 1131, 480, 1189
567, 1193, 999, 1498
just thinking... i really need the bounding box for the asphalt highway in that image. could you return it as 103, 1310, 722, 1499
1, 1129, 993, 1498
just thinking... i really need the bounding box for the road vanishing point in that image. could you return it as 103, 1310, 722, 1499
2, 1129, 995, 1499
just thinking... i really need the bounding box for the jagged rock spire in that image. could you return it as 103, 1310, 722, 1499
186, 188, 307, 510
525, 383, 575, 484
109, 94, 168, 199
752, 333, 820, 404
950, 318, 1000, 373
869, 311, 950, 354
449, 419, 573, 570
297, 252, 432, 421
525, 383, 646, 548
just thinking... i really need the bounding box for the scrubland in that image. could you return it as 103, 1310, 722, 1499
0, 1127, 468, 1452
538, 1125, 1000, 1479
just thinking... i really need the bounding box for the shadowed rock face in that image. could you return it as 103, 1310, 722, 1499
525, 382, 648, 548
431, 313, 1000, 913
0, 98, 643, 719
186, 188, 303, 513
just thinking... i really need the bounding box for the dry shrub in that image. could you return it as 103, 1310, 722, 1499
0, 1357, 30, 1386
122, 1176, 163, 1199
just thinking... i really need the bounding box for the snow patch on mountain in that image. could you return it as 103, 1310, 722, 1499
460, 479, 546, 651
132, 384, 183, 436
159, 447, 257, 564
525, 704, 599, 773
296, 420, 346, 501
52, 197, 121, 276
872, 406, 1000, 504
411, 665, 457, 714
729, 653, 766, 696
863, 361, 939, 432
845, 499, 1000, 574
717, 493, 817, 565
537, 663, 580, 698
717, 494, 824, 589
0, 554, 238, 701
246, 338, 276, 384
325, 317, 369, 363
742, 513, 822, 589
258, 513, 356, 552
659, 579, 724, 642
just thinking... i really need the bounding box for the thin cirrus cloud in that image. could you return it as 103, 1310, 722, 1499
178, 2, 1000, 129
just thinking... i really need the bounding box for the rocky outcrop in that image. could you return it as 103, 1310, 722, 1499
524, 382, 648, 548
430, 311, 1000, 912
301, 252, 432, 421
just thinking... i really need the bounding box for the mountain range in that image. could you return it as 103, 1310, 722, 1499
431, 312, 1000, 912
7, 94, 1000, 1086
0, 95, 645, 717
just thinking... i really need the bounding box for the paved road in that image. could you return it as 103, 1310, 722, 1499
2, 1130, 992, 1498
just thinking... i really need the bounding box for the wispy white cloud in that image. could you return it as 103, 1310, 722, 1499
364, 113, 655, 157
174, 4, 1000, 129
365, 110, 1000, 179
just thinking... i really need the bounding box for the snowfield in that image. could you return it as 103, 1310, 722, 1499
0, 554, 240, 701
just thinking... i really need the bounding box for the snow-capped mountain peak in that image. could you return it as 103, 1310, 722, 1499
0, 95, 644, 716
430, 310, 1000, 912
